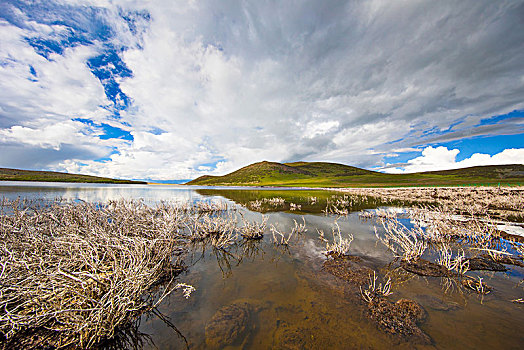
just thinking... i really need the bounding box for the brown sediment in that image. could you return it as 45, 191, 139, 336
322, 255, 373, 286
414, 294, 460, 312
272, 322, 310, 350
205, 302, 251, 348
367, 298, 431, 345
400, 259, 453, 277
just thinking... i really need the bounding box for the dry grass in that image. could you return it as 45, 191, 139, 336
193, 200, 230, 213
411, 206, 522, 263
323, 194, 383, 216
289, 203, 302, 211
379, 204, 523, 262
0, 199, 192, 349
317, 221, 354, 258
371, 205, 524, 299
360, 271, 393, 303
462, 276, 490, 295
269, 217, 307, 246
374, 217, 428, 262
269, 224, 293, 246
436, 245, 469, 275
408, 206, 465, 243
336, 186, 524, 220
291, 217, 307, 236
239, 214, 268, 240
186, 212, 238, 249
515, 244, 524, 258
248, 200, 263, 210
264, 197, 285, 206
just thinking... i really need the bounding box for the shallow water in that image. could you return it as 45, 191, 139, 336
1, 182, 523, 349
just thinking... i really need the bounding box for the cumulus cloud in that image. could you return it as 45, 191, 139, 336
383, 146, 524, 173
0, 0, 524, 180
0, 23, 110, 126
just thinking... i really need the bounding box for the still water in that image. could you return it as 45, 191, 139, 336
1, 182, 523, 349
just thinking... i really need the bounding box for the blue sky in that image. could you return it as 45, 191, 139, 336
0, 0, 523, 181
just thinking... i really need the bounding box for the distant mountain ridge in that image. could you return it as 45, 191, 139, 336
0, 168, 146, 184
186, 161, 524, 187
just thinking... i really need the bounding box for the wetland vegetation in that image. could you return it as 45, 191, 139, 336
0, 184, 523, 349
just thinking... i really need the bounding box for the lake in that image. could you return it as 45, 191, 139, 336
1, 181, 523, 349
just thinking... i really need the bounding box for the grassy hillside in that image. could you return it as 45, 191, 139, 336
186, 161, 524, 187
0, 168, 146, 184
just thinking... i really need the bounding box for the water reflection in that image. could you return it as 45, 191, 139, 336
196, 188, 398, 215
0, 181, 204, 203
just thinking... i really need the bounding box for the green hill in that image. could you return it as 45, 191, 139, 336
185, 161, 524, 187
0, 168, 146, 184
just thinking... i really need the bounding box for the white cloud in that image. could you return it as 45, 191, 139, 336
304, 120, 339, 138
0, 22, 110, 124
0, 121, 85, 150
383, 146, 524, 173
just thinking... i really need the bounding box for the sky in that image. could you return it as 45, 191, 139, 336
0, 0, 523, 182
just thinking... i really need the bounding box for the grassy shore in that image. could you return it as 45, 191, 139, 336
0, 168, 146, 184
186, 161, 524, 188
